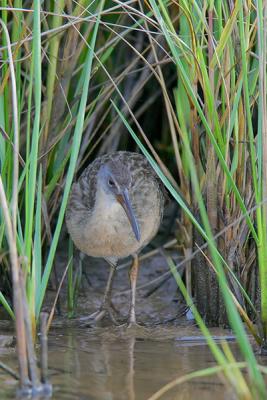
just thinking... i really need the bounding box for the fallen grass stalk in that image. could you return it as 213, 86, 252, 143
147, 362, 248, 400
0, 362, 20, 381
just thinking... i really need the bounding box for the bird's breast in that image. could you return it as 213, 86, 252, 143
73, 186, 160, 259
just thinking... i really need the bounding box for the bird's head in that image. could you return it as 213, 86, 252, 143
98, 160, 141, 241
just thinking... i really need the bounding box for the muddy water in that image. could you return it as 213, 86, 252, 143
0, 324, 237, 400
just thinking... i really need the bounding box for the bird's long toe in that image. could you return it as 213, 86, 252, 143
82, 302, 120, 326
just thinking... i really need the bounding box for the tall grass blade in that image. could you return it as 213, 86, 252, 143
36, 0, 105, 317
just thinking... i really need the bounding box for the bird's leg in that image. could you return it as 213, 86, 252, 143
87, 262, 118, 325
128, 254, 139, 326
99, 263, 117, 316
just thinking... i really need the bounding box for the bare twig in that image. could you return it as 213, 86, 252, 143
46, 258, 72, 332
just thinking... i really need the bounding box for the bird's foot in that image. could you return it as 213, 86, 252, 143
80, 302, 119, 326
117, 315, 143, 330
115, 320, 145, 336
127, 320, 142, 328
126, 322, 144, 331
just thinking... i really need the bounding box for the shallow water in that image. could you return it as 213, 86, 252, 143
0, 249, 241, 399
0, 324, 238, 400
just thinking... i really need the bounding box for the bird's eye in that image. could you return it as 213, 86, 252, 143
108, 179, 115, 187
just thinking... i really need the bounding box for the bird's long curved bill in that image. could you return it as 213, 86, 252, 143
116, 190, 141, 241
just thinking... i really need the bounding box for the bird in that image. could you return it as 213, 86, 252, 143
66, 151, 165, 326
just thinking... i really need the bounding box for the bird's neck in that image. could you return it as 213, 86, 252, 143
93, 185, 121, 218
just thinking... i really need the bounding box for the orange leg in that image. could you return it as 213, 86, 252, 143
128, 254, 139, 325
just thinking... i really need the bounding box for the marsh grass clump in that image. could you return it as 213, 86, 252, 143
0, 1, 267, 399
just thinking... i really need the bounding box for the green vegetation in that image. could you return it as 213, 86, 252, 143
0, 1, 267, 398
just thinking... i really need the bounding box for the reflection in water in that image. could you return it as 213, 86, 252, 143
126, 337, 135, 400
0, 326, 237, 400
